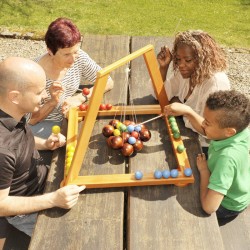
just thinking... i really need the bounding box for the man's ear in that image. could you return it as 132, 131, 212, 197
225, 127, 236, 137
8, 90, 21, 105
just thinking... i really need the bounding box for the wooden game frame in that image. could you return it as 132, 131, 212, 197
61, 45, 194, 188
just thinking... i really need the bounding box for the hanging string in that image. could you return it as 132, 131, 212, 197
127, 76, 138, 124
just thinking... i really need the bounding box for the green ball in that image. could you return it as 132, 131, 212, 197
173, 132, 181, 139
177, 144, 185, 153
168, 116, 176, 123
171, 125, 179, 133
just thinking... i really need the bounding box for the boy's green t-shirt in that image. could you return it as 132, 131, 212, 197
208, 128, 250, 212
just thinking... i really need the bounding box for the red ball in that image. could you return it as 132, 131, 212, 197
79, 103, 88, 111
123, 120, 132, 126
106, 136, 114, 147
82, 88, 90, 96
110, 136, 123, 149
121, 132, 130, 143
99, 104, 106, 110
106, 103, 113, 110
102, 125, 114, 137
130, 131, 139, 139
121, 143, 134, 156
133, 139, 143, 151
139, 129, 151, 142
109, 119, 120, 128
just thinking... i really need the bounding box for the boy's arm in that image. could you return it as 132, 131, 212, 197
197, 154, 224, 214
0, 185, 85, 216
164, 102, 205, 135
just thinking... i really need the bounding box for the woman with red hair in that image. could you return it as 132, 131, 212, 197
30, 17, 113, 138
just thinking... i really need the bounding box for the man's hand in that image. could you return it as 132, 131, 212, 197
46, 133, 66, 150
51, 185, 86, 209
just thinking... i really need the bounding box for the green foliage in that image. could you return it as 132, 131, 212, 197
0, 0, 249, 48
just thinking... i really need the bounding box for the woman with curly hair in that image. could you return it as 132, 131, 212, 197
157, 30, 230, 154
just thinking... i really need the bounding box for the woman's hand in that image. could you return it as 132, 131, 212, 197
157, 46, 172, 68
49, 81, 64, 104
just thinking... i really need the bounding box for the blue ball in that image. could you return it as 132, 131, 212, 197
170, 169, 179, 178
135, 171, 143, 180
134, 125, 142, 132
127, 125, 135, 133
154, 170, 163, 179
162, 170, 170, 179
128, 136, 136, 145
184, 168, 192, 177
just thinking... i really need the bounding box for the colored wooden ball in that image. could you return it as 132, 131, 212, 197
99, 104, 106, 110
154, 170, 163, 179
106, 136, 115, 147
162, 170, 170, 179
133, 139, 143, 151
184, 168, 193, 177
170, 169, 179, 178
130, 131, 139, 139
177, 144, 185, 153
102, 125, 115, 137
79, 103, 88, 111
171, 125, 179, 133
127, 124, 135, 133
122, 132, 130, 143
119, 124, 127, 132
121, 143, 134, 156
109, 119, 120, 128
82, 88, 90, 96
168, 116, 176, 122
139, 129, 151, 142
123, 120, 132, 126
52, 125, 60, 134
134, 125, 142, 132
173, 132, 181, 139
110, 136, 123, 149
135, 171, 143, 180
67, 145, 75, 153
128, 136, 136, 145
113, 129, 121, 136
106, 103, 113, 110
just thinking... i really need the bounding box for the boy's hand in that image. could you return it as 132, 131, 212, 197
196, 153, 209, 173
164, 102, 190, 117
157, 46, 172, 68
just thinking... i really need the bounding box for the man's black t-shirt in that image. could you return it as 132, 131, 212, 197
0, 110, 48, 196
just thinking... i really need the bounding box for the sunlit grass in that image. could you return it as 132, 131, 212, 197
0, 0, 249, 48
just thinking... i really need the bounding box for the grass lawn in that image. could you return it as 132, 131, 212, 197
0, 0, 249, 48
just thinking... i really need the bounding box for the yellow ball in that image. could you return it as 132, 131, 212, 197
52, 125, 60, 134
67, 145, 75, 153
113, 129, 121, 136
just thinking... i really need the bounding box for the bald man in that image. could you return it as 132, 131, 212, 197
0, 57, 85, 237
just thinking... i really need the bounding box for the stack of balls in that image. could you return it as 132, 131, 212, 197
102, 119, 151, 157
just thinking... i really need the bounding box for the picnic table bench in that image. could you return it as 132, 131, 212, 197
0, 35, 249, 250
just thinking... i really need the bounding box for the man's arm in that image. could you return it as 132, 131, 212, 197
0, 186, 85, 216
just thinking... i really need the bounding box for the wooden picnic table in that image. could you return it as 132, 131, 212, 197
28, 35, 226, 250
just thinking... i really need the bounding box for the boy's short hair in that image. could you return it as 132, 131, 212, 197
206, 90, 250, 132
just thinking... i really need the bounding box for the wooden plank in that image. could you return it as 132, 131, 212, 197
219, 207, 250, 250
29, 35, 130, 250
127, 36, 224, 250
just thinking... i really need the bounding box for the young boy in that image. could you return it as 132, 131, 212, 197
164, 90, 250, 218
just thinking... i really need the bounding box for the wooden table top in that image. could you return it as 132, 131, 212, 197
29, 35, 225, 250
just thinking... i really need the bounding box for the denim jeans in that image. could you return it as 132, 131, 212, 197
6, 213, 37, 237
